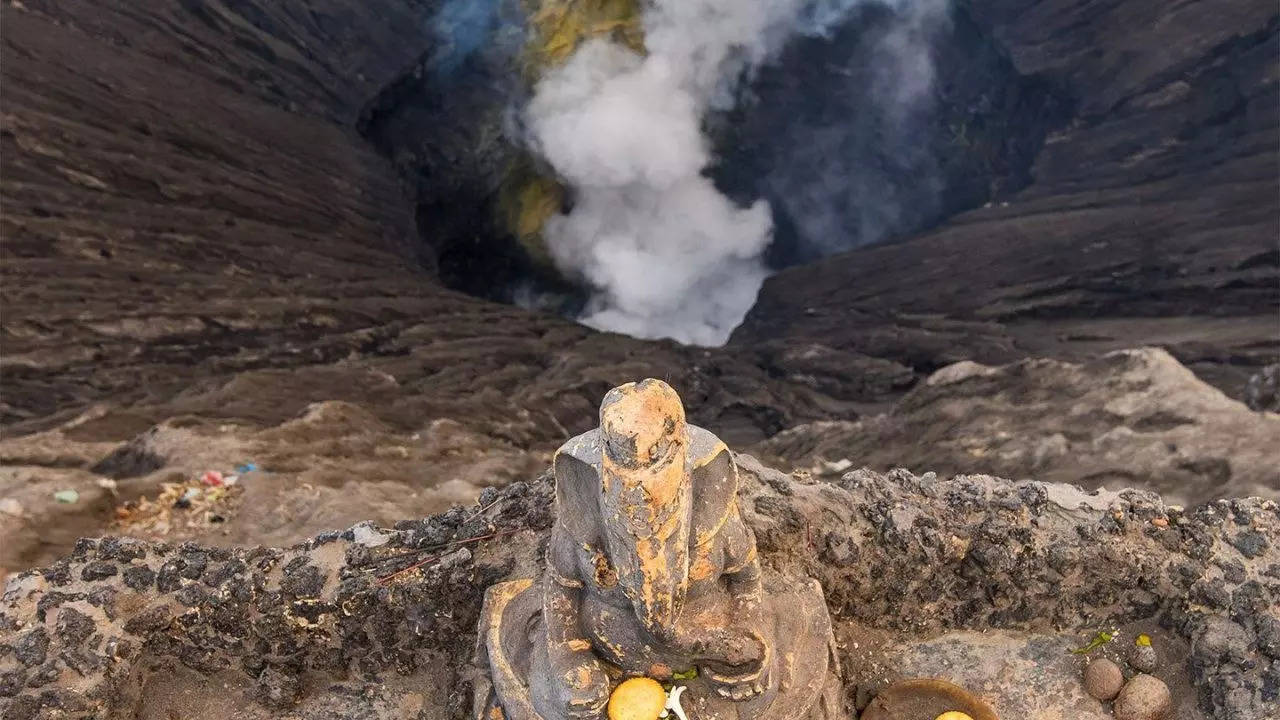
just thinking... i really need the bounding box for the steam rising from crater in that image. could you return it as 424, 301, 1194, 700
525, 0, 946, 346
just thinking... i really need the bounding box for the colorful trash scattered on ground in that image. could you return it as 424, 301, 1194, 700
112, 475, 244, 537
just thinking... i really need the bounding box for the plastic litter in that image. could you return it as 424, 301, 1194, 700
202, 470, 225, 487
174, 487, 202, 509
222, 474, 240, 487
234, 463, 258, 474
53, 490, 80, 504
112, 479, 242, 537
0, 498, 23, 516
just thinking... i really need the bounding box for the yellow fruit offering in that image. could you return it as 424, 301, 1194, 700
935, 713, 975, 720
608, 677, 667, 720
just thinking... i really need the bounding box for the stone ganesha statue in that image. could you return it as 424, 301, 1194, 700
474, 379, 841, 720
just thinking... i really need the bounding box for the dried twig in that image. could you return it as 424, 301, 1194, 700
463, 496, 504, 524
374, 529, 521, 585
545, 410, 571, 439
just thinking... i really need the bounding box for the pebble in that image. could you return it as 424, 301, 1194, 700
1113, 674, 1172, 720
353, 524, 390, 547
1083, 658, 1124, 701
1128, 643, 1157, 673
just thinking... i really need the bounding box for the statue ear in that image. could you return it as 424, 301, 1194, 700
554, 448, 602, 544
689, 430, 738, 535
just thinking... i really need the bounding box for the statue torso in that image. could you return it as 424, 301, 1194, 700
550, 426, 751, 673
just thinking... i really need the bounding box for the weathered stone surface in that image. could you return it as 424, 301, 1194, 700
1114, 674, 1174, 720
755, 348, 1280, 503
1245, 364, 1279, 412
1084, 658, 1125, 701
1130, 644, 1159, 674
2, 460, 1275, 719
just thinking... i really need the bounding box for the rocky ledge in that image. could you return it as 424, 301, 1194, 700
757, 348, 1280, 503
2, 459, 1276, 719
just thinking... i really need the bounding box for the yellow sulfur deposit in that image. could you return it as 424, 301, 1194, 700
498, 0, 648, 259
607, 677, 667, 720
935, 713, 976, 720
524, 0, 644, 77
498, 156, 563, 266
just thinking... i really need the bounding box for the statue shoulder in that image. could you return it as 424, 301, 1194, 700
552, 429, 603, 542
687, 426, 739, 547
556, 428, 603, 467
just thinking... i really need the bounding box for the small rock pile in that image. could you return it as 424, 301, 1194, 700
1083, 640, 1173, 720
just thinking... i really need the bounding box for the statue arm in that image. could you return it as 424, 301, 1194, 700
544, 526, 610, 718
721, 508, 763, 616
698, 508, 770, 700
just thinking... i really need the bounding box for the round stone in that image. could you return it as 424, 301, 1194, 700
1128, 643, 1158, 673
1082, 658, 1124, 701
1113, 674, 1173, 720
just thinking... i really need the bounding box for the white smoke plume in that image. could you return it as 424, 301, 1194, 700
525, 0, 945, 346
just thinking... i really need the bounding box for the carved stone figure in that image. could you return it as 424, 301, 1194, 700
475, 379, 841, 719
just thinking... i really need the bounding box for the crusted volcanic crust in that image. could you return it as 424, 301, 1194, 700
755, 348, 1280, 503
1, 459, 1276, 719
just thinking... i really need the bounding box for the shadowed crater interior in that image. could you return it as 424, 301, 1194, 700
357, 1, 1072, 311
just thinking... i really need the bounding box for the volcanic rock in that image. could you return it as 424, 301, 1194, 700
754, 348, 1280, 502
1084, 658, 1125, 701
1245, 364, 1279, 412
2, 459, 1276, 719
1129, 644, 1159, 674
1113, 674, 1174, 720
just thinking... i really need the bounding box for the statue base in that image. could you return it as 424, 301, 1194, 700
472, 571, 843, 720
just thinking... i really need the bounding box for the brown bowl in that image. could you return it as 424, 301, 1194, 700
859, 679, 999, 720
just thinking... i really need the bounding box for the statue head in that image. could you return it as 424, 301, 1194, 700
598, 379, 692, 636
